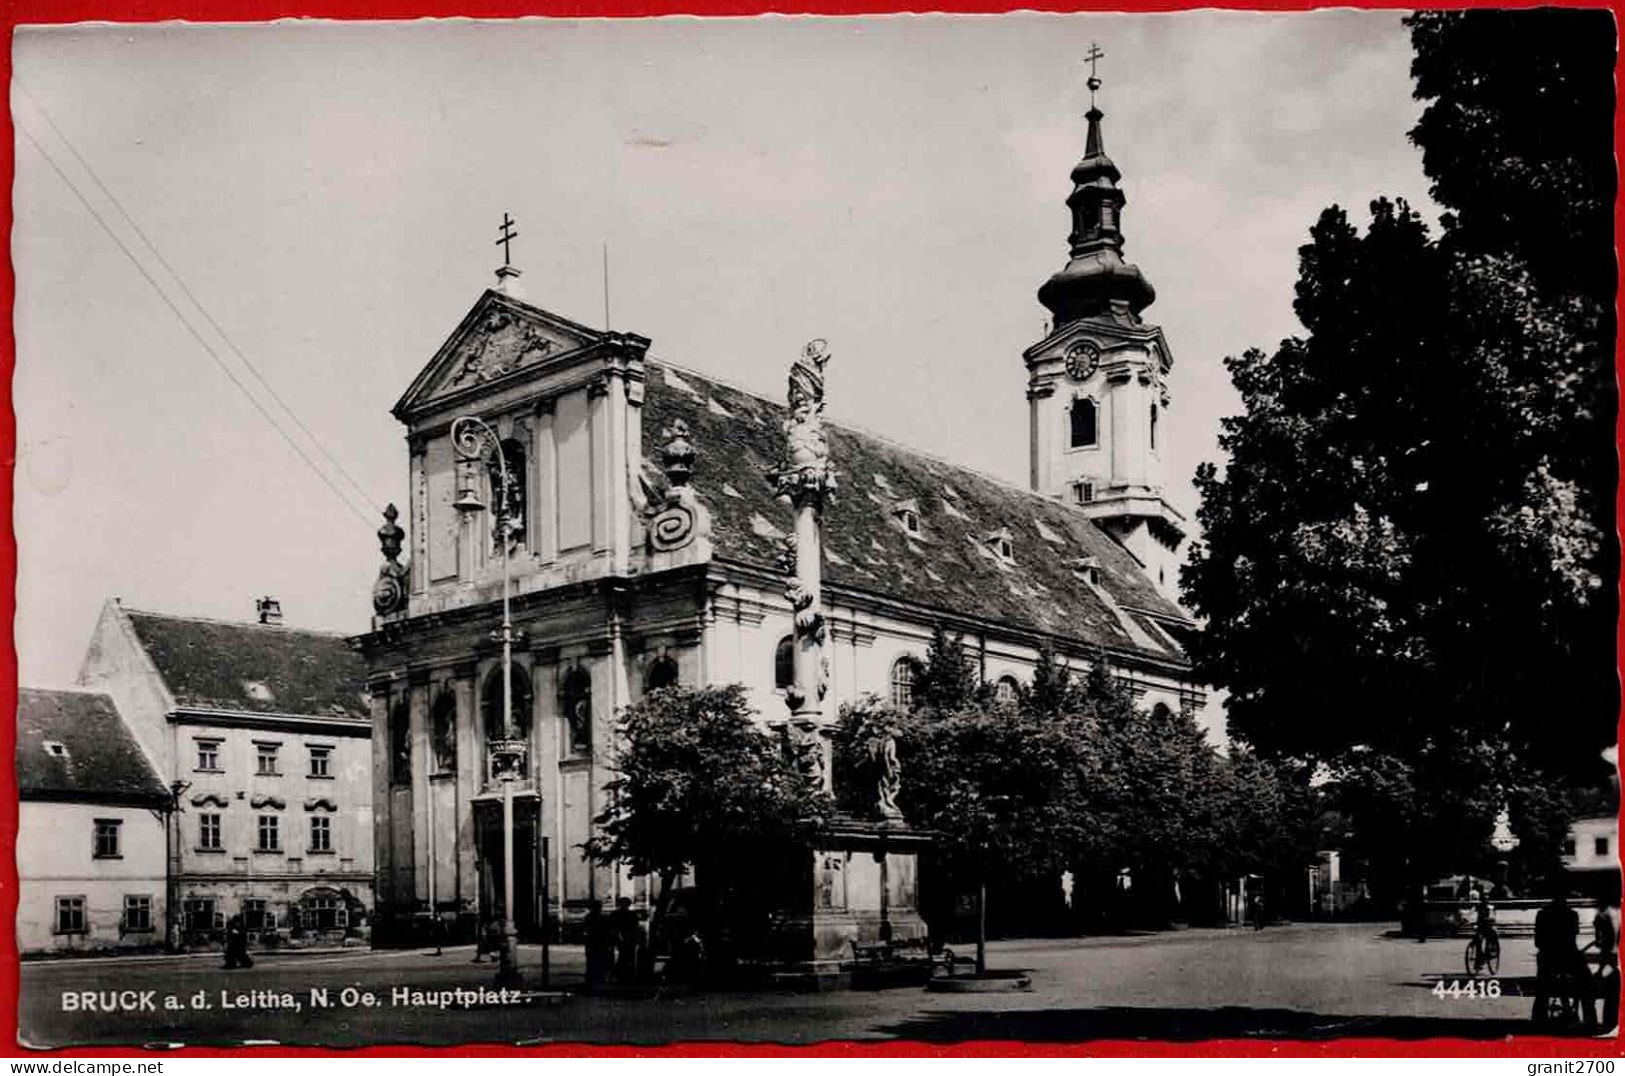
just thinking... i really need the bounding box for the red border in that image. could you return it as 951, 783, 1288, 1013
2, 0, 1622, 1059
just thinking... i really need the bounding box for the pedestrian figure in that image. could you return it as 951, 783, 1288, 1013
222, 914, 254, 970
1534, 891, 1592, 1029
1593, 903, 1619, 1032
471, 917, 494, 963
583, 900, 611, 990
1248, 893, 1265, 931
610, 896, 643, 983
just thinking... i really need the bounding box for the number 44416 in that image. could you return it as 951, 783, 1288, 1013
1434, 978, 1502, 999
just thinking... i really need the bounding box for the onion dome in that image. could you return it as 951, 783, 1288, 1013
1038, 97, 1156, 326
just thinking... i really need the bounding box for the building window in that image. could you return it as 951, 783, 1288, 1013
389, 699, 411, 787
257, 815, 280, 852
645, 656, 679, 694
1564, 837, 1578, 857
1150, 403, 1159, 451
431, 690, 457, 774
490, 438, 528, 551
774, 635, 794, 691
1073, 481, 1095, 505
889, 657, 919, 709
309, 815, 332, 854
195, 739, 222, 772
993, 676, 1020, 705
42, 739, 68, 759
1070, 397, 1098, 448
561, 667, 593, 757
255, 743, 281, 776
122, 895, 153, 933
198, 813, 222, 851
55, 896, 86, 934
93, 818, 122, 859
243, 898, 270, 932
1597, 836, 1611, 857
183, 898, 217, 934
900, 509, 920, 535
307, 745, 332, 778
303, 895, 347, 932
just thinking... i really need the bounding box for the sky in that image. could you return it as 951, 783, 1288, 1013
12, 12, 1438, 686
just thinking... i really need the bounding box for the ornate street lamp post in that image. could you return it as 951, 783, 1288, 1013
452, 414, 525, 988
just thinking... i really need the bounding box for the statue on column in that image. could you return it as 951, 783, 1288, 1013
769, 340, 838, 788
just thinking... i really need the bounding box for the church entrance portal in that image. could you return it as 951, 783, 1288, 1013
473, 797, 546, 941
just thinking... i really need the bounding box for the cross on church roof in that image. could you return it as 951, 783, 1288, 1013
1084, 42, 1105, 108
495, 212, 519, 268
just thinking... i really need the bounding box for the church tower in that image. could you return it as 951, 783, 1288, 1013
1024, 55, 1187, 601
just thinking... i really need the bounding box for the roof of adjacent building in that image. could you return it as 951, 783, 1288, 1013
17, 688, 170, 806
122, 609, 369, 720
640, 362, 1193, 667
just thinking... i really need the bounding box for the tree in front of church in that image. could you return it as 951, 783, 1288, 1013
912, 624, 983, 712
1184, 10, 1616, 904
587, 684, 832, 971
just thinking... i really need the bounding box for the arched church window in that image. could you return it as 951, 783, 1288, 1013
489, 438, 528, 551
889, 657, 919, 710
1149, 405, 1158, 451
430, 689, 457, 774
561, 667, 593, 757
481, 663, 533, 745
1070, 397, 1098, 449
645, 656, 679, 694
773, 635, 794, 691
388, 698, 410, 787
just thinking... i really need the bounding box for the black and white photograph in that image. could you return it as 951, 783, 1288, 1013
9, 8, 1620, 1051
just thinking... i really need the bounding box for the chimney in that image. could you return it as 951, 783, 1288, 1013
256, 596, 283, 626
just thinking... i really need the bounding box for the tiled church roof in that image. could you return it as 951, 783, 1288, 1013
17, 688, 169, 806
123, 610, 369, 719
641, 362, 1192, 665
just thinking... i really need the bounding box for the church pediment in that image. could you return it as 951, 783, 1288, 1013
393, 290, 607, 419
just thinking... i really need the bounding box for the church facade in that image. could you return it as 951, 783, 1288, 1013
357, 94, 1209, 942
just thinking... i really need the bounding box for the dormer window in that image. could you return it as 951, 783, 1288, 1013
986, 528, 1015, 563
891, 497, 922, 537
1071, 556, 1102, 586
42, 740, 67, 759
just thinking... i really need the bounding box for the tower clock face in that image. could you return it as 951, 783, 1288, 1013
1064, 340, 1101, 381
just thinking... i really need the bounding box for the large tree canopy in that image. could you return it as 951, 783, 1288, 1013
1183, 11, 1616, 895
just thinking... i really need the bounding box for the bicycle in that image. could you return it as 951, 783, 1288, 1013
1465, 929, 1500, 977
1532, 951, 1596, 1033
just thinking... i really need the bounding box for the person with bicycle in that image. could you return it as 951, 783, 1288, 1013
1467, 894, 1500, 975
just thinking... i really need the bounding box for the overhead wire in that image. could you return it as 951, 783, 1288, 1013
13, 83, 380, 532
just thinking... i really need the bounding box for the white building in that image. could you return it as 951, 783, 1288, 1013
16, 688, 170, 953
77, 598, 374, 946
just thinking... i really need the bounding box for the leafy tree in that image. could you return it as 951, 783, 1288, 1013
586, 685, 831, 945
913, 625, 980, 712
1185, 13, 1616, 904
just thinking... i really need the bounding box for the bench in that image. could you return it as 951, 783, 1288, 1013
849, 936, 930, 966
